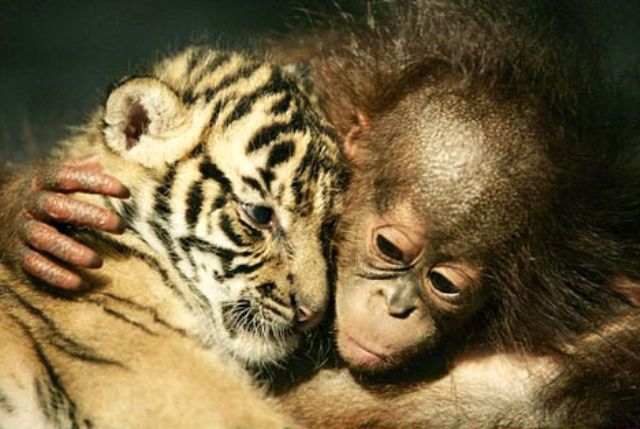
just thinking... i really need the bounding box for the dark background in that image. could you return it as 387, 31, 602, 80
1, 0, 638, 162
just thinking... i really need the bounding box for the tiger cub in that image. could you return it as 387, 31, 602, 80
0, 47, 346, 428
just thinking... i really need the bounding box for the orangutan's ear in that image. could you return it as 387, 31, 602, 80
344, 110, 371, 165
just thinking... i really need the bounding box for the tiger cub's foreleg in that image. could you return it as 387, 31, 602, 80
0, 312, 77, 429
0, 279, 300, 429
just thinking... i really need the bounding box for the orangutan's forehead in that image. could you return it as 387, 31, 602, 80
371, 90, 553, 250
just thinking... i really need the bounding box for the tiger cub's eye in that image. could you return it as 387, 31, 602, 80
241, 203, 274, 228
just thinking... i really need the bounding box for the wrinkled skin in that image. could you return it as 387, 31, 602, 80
7, 156, 128, 289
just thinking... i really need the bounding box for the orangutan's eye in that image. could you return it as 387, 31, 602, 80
376, 233, 405, 262
427, 271, 460, 296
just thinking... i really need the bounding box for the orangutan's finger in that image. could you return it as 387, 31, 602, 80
21, 219, 103, 268
26, 192, 125, 233
19, 244, 85, 290
37, 166, 130, 198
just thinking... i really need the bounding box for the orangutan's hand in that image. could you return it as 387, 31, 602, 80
17, 156, 129, 289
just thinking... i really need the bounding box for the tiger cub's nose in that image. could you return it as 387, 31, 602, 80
296, 305, 314, 322
294, 299, 322, 329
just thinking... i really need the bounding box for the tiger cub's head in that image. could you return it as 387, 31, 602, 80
96, 48, 347, 365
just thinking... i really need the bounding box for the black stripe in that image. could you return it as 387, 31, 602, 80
148, 220, 181, 266
246, 110, 305, 153
200, 52, 231, 76
267, 140, 296, 169
153, 165, 177, 221
297, 139, 317, 178
103, 195, 133, 231
241, 176, 267, 198
192, 52, 231, 85
212, 195, 227, 210
258, 168, 276, 192
180, 236, 210, 283
11, 317, 81, 429
186, 181, 204, 228
174, 236, 202, 281
93, 292, 189, 337
100, 307, 157, 335
269, 292, 291, 308
1, 287, 122, 366
220, 213, 248, 247
120, 200, 138, 226
205, 197, 228, 231
186, 47, 207, 76
223, 90, 262, 128
182, 53, 232, 104
260, 301, 290, 319
318, 123, 340, 142
178, 235, 254, 285
237, 217, 263, 240
223, 260, 266, 279
34, 380, 51, 423
271, 92, 292, 115
53, 340, 121, 366
182, 90, 197, 105
223, 69, 293, 128
204, 63, 262, 103
291, 177, 305, 207
200, 159, 232, 194
178, 236, 240, 266
187, 142, 205, 159
290, 139, 319, 209
209, 97, 228, 127
34, 377, 77, 429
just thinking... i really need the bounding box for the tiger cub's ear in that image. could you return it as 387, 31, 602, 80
102, 77, 193, 168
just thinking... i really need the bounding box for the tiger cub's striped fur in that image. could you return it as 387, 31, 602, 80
0, 47, 346, 428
